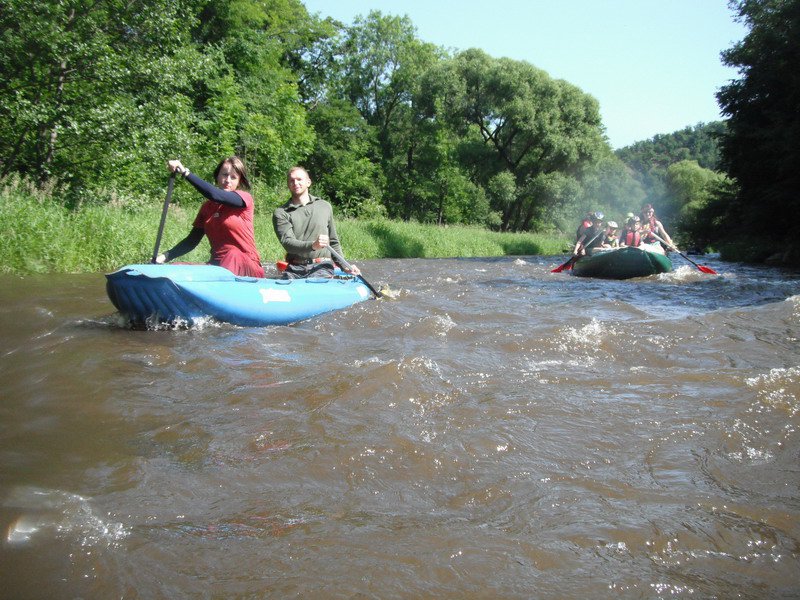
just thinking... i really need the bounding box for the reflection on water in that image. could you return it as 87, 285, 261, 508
4, 486, 128, 545
1, 255, 799, 598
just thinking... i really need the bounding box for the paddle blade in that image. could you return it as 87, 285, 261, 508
377, 283, 400, 299
551, 257, 576, 273
357, 276, 383, 298
697, 265, 718, 275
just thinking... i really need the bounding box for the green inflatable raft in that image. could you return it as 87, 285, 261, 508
571, 244, 672, 279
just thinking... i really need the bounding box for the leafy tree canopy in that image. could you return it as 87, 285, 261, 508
715, 0, 800, 239
616, 122, 725, 174
419, 49, 607, 230
4, 0, 748, 247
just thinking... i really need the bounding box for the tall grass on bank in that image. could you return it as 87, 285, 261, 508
336, 220, 567, 260
0, 179, 570, 274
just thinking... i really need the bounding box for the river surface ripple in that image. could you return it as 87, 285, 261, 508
1, 255, 799, 598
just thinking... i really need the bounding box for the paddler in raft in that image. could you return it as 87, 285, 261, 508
153, 157, 265, 278
572, 211, 606, 257
272, 166, 361, 279
600, 220, 620, 249
618, 216, 643, 247
639, 203, 676, 250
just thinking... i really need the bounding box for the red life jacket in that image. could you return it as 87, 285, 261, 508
622, 230, 641, 247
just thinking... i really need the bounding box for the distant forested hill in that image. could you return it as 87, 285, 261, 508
611, 122, 729, 250
615, 122, 725, 175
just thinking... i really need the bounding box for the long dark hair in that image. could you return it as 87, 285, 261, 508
640, 203, 656, 223
214, 156, 250, 191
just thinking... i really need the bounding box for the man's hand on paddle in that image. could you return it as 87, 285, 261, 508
311, 234, 329, 250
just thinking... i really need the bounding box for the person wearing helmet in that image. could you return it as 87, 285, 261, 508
601, 220, 620, 248
619, 216, 642, 247
573, 211, 606, 256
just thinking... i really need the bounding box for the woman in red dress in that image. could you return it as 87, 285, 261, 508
154, 157, 264, 277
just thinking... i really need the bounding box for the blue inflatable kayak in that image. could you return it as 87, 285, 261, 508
106, 264, 373, 327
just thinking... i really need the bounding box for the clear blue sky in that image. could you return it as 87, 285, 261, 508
301, 0, 748, 149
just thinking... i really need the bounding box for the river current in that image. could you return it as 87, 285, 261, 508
1, 254, 799, 599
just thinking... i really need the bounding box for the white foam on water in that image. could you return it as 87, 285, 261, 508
4, 487, 128, 547
745, 367, 800, 416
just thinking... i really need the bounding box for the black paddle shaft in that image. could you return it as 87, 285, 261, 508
327, 246, 383, 298
649, 231, 718, 274
552, 228, 605, 272
152, 174, 175, 263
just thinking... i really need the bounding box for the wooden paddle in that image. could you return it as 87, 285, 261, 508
649, 232, 718, 275
327, 246, 384, 298
551, 229, 604, 273
151, 174, 175, 263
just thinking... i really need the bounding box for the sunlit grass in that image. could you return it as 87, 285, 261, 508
0, 181, 570, 274
337, 219, 567, 260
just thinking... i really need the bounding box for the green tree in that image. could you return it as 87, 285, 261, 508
715, 0, 800, 243
336, 12, 439, 153
616, 122, 725, 174
420, 49, 607, 231
0, 0, 326, 199
485, 172, 517, 222
407, 119, 494, 226
304, 99, 385, 217
572, 153, 646, 230
614, 121, 726, 223
664, 160, 732, 248
0, 0, 209, 194
329, 11, 442, 221
519, 171, 583, 233
190, 0, 318, 184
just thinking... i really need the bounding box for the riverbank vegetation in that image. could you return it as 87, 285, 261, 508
1, 0, 797, 269
0, 179, 567, 274
698, 0, 800, 265
616, 0, 800, 266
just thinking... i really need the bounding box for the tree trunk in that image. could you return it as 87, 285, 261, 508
40, 8, 74, 183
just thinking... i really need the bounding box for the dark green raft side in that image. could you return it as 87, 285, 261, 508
571, 246, 672, 279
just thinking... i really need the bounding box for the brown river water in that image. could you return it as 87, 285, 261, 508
1, 255, 799, 599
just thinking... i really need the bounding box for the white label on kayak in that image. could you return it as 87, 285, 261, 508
259, 288, 292, 303
357, 286, 369, 298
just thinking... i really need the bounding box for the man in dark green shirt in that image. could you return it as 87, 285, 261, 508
272, 166, 361, 279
